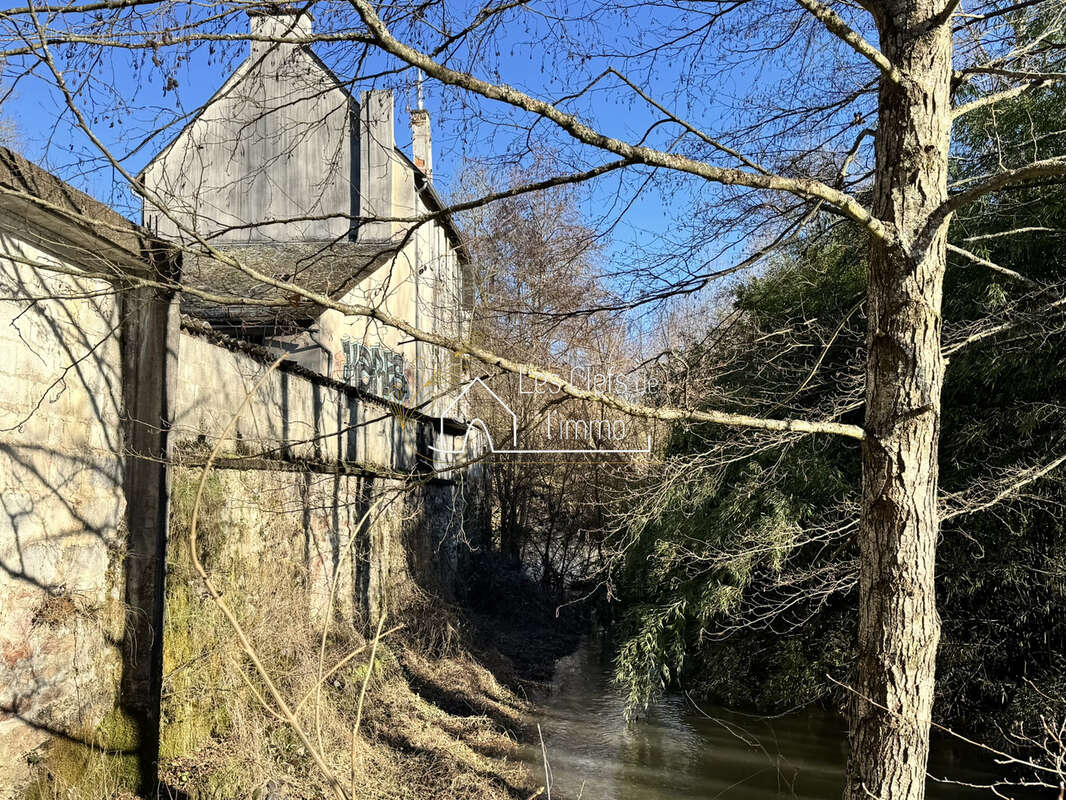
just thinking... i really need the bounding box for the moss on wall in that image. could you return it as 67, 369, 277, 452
148, 464, 483, 798
22, 709, 140, 800
159, 468, 247, 782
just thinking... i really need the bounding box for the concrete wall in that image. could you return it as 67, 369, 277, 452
0, 274, 484, 790
171, 325, 481, 620
169, 464, 468, 629
0, 233, 128, 787
176, 329, 425, 470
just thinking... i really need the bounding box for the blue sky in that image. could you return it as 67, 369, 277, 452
3, 4, 680, 216
0, 0, 870, 309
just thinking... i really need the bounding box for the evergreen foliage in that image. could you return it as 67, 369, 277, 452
614, 76, 1066, 738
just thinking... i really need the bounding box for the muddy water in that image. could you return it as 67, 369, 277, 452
523, 637, 1006, 800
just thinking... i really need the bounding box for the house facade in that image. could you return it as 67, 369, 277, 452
0, 10, 491, 784
0, 139, 483, 789
139, 7, 471, 414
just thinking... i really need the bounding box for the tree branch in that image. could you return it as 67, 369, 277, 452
947, 243, 1041, 288
0, 198, 868, 442
952, 78, 1061, 120
959, 66, 1066, 81
346, 0, 891, 244
792, 0, 903, 85
962, 226, 1066, 242
935, 157, 1066, 222
941, 450, 1066, 521
21, 0, 869, 442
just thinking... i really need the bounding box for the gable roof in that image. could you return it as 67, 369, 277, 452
0, 146, 168, 276
137, 55, 356, 188
180, 240, 395, 331
136, 37, 468, 265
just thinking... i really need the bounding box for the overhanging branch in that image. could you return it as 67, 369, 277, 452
793, 0, 903, 85
346, 0, 891, 244
934, 157, 1066, 224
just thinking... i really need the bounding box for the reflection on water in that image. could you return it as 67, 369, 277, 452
523, 637, 1004, 800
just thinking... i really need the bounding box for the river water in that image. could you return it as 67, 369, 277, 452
522, 637, 1008, 800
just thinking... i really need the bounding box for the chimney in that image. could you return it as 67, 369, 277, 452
411, 71, 433, 180
359, 90, 395, 241
248, 6, 312, 60
411, 109, 432, 181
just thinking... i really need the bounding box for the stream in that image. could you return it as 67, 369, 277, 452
522, 637, 1011, 800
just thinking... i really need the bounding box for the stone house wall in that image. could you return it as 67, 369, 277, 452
171, 324, 481, 623
0, 138, 487, 795
0, 274, 485, 793
0, 233, 129, 788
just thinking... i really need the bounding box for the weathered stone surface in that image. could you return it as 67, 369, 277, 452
0, 239, 126, 790
174, 328, 466, 471
0, 144, 487, 792
168, 465, 471, 631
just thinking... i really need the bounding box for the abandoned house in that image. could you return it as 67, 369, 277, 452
0, 7, 485, 790
140, 6, 472, 411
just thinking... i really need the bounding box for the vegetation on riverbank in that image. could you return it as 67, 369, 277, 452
612, 73, 1066, 747
22, 472, 549, 800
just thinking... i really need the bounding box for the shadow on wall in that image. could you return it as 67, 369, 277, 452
0, 235, 174, 796
0, 233, 487, 797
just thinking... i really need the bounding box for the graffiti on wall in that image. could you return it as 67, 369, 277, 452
340, 338, 411, 403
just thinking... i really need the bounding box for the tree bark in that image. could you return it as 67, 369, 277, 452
846, 4, 951, 799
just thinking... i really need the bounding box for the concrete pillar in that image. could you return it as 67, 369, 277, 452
119, 262, 179, 796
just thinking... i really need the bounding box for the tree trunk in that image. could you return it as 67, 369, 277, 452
846, 5, 951, 799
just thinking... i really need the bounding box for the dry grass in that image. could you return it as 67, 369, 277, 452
22, 356, 542, 800
155, 592, 538, 800
150, 466, 539, 800
20, 482, 542, 800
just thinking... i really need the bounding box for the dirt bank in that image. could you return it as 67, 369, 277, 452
18, 497, 584, 800
19, 570, 587, 800
21, 605, 548, 800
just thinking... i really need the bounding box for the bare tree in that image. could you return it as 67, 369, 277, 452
6, 0, 1066, 797
460, 157, 640, 579
339, 4, 1066, 796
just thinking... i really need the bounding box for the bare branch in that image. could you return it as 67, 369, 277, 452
953, 77, 1062, 120
936, 157, 1066, 221
959, 65, 1066, 81
792, 0, 903, 84
346, 0, 891, 243
0, 192, 867, 442
16, 0, 868, 443
947, 242, 1041, 287
962, 226, 1066, 242
942, 451, 1066, 521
